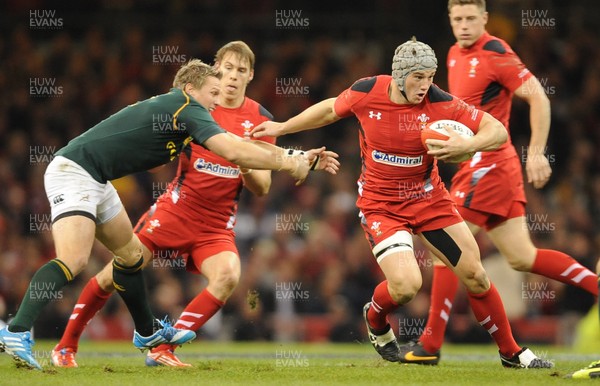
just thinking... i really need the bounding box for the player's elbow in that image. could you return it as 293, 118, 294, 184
531, 90, 551, 111
254, 185, 270, 197
483, 121, 508, 150
250, 175, 272, 197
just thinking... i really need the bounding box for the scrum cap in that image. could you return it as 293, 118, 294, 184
392, 37, 437, 91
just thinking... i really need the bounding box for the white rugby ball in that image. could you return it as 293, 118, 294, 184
421, 119, 475, 163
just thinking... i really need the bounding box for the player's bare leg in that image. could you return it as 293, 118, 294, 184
407, 221, 481, 358
488, 216, 597, 293
363, 232, 422, 362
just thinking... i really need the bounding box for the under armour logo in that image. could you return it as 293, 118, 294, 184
369, 111, 381, 120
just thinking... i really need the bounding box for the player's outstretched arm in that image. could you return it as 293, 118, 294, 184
251, 98, 341, 138
204, 132, 332, 185
248, 139, 340, 175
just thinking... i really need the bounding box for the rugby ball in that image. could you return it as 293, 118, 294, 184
421, 119, 475, 163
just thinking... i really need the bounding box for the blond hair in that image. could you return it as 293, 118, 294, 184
447, 0, 486, 12
173, 59, 221, 90
215, 41, 255, 70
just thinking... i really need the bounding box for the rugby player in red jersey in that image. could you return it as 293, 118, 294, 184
49, 41, 339, 368
0, 46, 339, 370
253, 37, 553, 368
398, 0, 598, 366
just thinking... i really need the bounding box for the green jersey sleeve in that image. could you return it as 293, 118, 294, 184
55, 88, 226, 183
175, 100, 225, 146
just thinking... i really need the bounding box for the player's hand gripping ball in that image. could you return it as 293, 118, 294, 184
421, 119, 475, 163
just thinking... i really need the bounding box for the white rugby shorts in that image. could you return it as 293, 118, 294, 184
44, 156, 122, 224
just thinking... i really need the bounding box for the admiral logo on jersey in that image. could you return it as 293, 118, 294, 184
194, 158, 240, 178
372, 150, 423, 167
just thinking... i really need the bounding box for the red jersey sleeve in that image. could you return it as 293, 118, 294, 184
253, 102, 276, 145
333, 77, 376, 118
488, 47, 533, 93
448, 97, 485, 134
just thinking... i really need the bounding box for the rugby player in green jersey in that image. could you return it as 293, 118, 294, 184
0, 59, 340, 370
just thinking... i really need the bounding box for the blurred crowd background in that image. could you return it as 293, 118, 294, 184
0, 0, 599, 348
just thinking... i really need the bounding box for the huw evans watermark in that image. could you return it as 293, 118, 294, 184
152, 113, 187, 133
29, 213, 52, 233
275, 78, 309, 97
520, 146, 556, 166
520, 77, 556, 96
275, 213, 309, 233
275, 349, 309, 367
398, 318, 432, 339
29, 10, 63, 29
275, 282, 309, 301
522, 213, 556, 234
521, 9, 555, 29
275, 10, 309, 29
398, 181, 433, 201
28, 281, 63, 301
30, 78, 63, 97
151, 250, 187, 270
521, 281, 556, 301
152, 46, 187, 65
30, 145, 56, 164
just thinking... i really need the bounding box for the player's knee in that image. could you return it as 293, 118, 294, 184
459, 264, 490, 294
61, 257, 88, 277
387, 275, 422, 305
503, 247, 536, 272
209, 265, 240, 297
112, 235, 144, 267
506, 256, 532, 272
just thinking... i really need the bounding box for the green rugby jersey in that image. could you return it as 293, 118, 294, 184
56, 88, 225, 183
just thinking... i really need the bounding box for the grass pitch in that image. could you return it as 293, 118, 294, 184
0, 341, 594, 385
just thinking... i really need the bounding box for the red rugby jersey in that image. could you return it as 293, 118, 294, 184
334, 75, 483, 203
157, 97, 275, 229
447, 32, 533, 164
